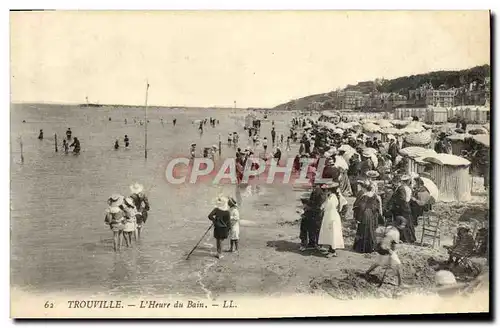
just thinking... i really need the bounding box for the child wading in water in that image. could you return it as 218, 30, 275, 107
228, 197, 240, 253
208, 197, 231, 259
104, 195, 125, 252
121, 197, 138, 247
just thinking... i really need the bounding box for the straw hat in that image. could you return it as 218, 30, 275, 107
124, 197, 135, 207
108, 194, 124, 207
130, 183, 144, 194
366, 170, 380, 179
400, 175, 411, 182
320, 181, 339, 189
215, 196, 229, 211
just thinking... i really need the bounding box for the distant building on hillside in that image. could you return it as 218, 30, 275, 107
425, 89, 456, 107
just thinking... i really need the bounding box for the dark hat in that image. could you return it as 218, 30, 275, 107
228, 197, 238, 208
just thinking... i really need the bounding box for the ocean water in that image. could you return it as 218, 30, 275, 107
10, 103, 293, 297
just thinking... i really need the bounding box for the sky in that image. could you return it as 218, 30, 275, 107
10, 11, 490, 108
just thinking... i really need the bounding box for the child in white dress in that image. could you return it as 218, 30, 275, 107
228, 197, 240, 253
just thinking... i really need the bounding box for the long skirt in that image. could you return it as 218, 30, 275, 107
353, 212, 377, 254
214, 226, 230, 240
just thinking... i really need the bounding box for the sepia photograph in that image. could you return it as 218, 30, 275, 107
9, 10, 491, 318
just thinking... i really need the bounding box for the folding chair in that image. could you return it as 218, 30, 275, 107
420, 211, 441, 248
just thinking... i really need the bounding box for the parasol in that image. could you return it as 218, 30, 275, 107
420, 177, 439, 201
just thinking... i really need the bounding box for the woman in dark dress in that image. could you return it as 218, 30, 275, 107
353, 182, 380, 253
208, 197, 231, 259
390, 175, 416, 243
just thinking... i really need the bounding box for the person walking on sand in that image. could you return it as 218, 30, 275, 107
173, 118, 177, 126
114, 139, 119, 150
38, 129, 44, 140
318, 181, 345, 258
129, 183, 150, 240
208, 197, 231, 259
104, 195, 126, 252
271, 127, 276, 145
66, 128, 72, 140
228, 197, 240, 253
228, 133, 232, 146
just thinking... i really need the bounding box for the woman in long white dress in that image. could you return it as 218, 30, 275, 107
318, 182, 345, 258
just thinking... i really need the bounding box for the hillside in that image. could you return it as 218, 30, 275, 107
273, 64, 490, 111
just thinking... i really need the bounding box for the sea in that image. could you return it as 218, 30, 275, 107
10, 103, 295, 298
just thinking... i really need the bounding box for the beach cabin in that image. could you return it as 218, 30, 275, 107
473, 106, 490, 124
425, 107, 448, 124
420, 154, 472, 202
399, 147, 437, 175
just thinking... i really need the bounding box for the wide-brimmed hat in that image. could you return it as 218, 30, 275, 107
215, 196, 229, 211
400, 174, 411, 182
366, 170, 380, 179
228, 197, 238, 208
124, 197, 135, 207
320, 181, 339, 189
130, 183, 144, 194
108, 194, 124, 207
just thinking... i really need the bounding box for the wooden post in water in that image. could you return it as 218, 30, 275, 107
20, 137, 24, 164
54, 133, 58, 152
144, 80, 150, 159
218, 134, 222, 156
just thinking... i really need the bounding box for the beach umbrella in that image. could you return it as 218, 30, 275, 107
469, 128, 488, 135
420, 177, 439, 201
338, 144, 355, 153
362, 122, 381, 133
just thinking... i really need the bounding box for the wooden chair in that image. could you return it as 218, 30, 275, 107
420, 211, 441, 248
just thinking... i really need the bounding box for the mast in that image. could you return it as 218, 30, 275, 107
144, 80, 150, 159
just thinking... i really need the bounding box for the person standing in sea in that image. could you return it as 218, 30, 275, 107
124, 135, 130, 148
129, 183, 151, 240
104, 195, 126, 252
66, 128, 72, 140
62, 139, 69, 154
70, 137, 80, 154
